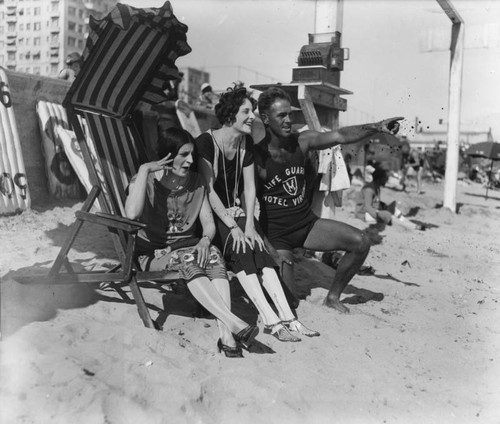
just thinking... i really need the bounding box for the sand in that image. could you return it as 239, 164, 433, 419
1, 177, 499, 424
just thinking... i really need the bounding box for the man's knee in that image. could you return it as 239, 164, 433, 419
355, 231, 371, 254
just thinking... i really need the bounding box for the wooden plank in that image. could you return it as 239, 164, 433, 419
297, 85, 322, 131
128, 275, 155, 329
16, 270, 179, 285
251, 81, 352, 96
436, 0, 464, 24
75, 210, 145, 232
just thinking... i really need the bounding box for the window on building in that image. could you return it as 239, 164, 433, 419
33, 52, 41, 61
26, 8, 31, 16
51, 17, 59, 28
34, 22, 41, 31
33, 67, 40, 75
68, 22, 76, 31
8, 52, 16, 61
51, 2, 59, 13
51, 64, 58, 74
68, 6, 76, 16
51, 33, 58, 43
8, 23, 16, 32
78, 9, 84, 19
19, 24, 24, 31
26, 37, 30, 45
34, 37, 41, 46
68, 36, 76, 47
78, 24, 83, 33
34, 7, 41, 15
26, 23, 31, 30
78, 39, 84, 48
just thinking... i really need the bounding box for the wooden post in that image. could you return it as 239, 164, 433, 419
311, 0, 344, 220
437, 0, 464, 212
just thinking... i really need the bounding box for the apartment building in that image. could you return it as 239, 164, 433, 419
0, 0, 116, 78
178, 67, 211, 105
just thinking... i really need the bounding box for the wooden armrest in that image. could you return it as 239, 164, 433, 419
75, 211, 146, 232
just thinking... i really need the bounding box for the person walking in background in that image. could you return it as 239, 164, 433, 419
125, 128, 258, 357
401, 147, 425, 194
254, 87, 403, 313
196, 87, 319, 342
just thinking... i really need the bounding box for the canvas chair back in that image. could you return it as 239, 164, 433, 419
64, 12, 186, 216
80, 112, 148, 217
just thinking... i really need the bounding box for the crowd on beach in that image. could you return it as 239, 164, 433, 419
127, 81, 407, 358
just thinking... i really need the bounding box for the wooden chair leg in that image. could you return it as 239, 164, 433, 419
128, 275, 155, 329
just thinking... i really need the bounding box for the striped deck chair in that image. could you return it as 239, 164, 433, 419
21, 2, 192, 329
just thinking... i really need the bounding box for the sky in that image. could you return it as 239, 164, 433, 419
126, 0, 500, 141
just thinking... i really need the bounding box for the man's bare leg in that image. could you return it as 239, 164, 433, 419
303, 219, 371, 313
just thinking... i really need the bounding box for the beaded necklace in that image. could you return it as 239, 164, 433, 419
212, 131, 243, 208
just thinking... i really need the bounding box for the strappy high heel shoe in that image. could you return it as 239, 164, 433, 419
284, 319, 320, 337
234, 324, 259, 349
217, 339, 243, 358
264, 322, 301, 342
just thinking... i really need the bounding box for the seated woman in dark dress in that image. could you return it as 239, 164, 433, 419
196, 87, 319, 342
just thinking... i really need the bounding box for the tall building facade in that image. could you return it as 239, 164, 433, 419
179, 67, 210, 105
0, 0, 117, 78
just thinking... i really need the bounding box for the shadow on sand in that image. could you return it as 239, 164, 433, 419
3, 265, 275, 352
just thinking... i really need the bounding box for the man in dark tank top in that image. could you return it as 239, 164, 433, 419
254, 87, 403, 313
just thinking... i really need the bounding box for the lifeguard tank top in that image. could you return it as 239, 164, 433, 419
255, 134, 316, 238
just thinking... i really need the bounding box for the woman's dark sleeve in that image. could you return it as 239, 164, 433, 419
195, 132, 215, 165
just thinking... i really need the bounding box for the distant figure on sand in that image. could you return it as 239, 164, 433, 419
125, 128, 257, 358
355, 165, 425, 231
401, 148, 424, 194
254, 87, 404, 313
196, 87, 319, 342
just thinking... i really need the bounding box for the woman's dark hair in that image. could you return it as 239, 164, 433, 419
257, 87, 291, 116
157, 127, 195, 161
214, 87, 256, 125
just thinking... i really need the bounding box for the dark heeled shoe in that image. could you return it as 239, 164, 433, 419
234, 325, 259, 349
217, 339, 243, 358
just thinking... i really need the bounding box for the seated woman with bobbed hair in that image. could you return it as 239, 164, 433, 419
125, 127, 257, 358
195, 87, 319, 343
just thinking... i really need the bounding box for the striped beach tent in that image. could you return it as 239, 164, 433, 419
21, 2, 192, 329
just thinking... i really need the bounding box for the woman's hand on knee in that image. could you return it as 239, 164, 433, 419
196, 239, 210, 267
231, 226, 247, 254
245, 227, 265, 252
